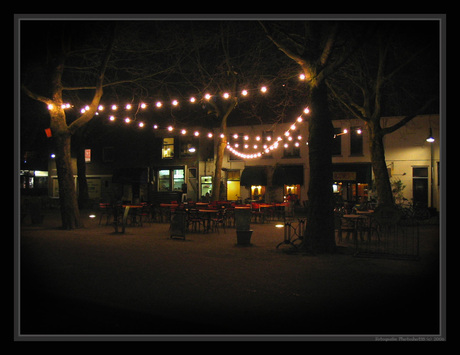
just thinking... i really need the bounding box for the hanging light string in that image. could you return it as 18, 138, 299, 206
226, 107, 310, 159
50, 80, 361, 160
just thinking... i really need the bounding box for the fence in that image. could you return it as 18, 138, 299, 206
351, 217, 420, 260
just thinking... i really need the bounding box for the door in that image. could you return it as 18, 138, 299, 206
413, 167, 428, 207
227, 180, 240, 201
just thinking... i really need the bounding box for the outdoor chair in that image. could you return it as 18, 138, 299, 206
211, 208, 226, 234
187, 209, 205, 232
98, 203, 112, 226
138, 203, 152, 226
334, 212, 355, 243
224, 207, 235, 227
251, 203, 265, 223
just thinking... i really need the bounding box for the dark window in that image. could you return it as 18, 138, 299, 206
283, 129, 301, 158
332, 128, 342, 155
350, 127, 363, 155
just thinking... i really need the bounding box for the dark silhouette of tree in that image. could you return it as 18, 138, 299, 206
260, 21, 365, 252
327, 21, 439, 207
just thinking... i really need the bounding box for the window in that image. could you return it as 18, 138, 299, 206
262, 130, 274, 158
229, 133, 243, 161
251, 185, 265, 200
157, 168, 186, 192
162, 138, 174, 159
103, 147, 115, 162
283, 129, 301, 158
350, 127, 363, 155
332, 128, 342, 156
158, 170, 171, 191
180, 137, 198, 157
173, 169, 185, 191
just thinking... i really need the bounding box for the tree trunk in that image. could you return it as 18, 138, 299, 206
210, 99, 235, 202
54, 131, 83, 229
368, 120, 394, 206
304, 83, 336, 253
74, 131, 90, 209
211, 137, 227, 202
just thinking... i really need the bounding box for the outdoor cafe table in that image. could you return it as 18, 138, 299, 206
198, 209, 219, 233
342, 214, 371, 241
113, 204, 143, 233
159, 203, 179, 222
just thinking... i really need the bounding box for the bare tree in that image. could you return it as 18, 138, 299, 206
22, 23, 115, 229
168, 21, 298, 201
260, 21, 363, 252
327, 22, 439, 207
21, 21, 183, 228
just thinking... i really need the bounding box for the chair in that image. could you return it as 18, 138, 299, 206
225, 207, 235, 227
138, 203, 152, 226
211, 208, 226, 234
98, 203, 112, 226
334, 211, 355, 243
251, 203, 264, 223
187, 209, 205, 232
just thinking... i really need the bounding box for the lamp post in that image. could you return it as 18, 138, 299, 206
426, 128, 435, 210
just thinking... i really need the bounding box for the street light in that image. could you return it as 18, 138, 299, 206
426, 128, 435, 143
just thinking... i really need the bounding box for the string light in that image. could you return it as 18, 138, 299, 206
224, 106, 311, 159
51, 82, 368, 160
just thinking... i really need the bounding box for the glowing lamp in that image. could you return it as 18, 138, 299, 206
426, 128, 435, 143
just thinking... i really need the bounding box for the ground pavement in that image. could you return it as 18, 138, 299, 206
16, 210, 442, 339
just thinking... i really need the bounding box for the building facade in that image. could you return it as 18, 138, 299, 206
45, 114, 440, 211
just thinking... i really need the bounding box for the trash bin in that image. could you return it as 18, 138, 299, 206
234, 209, 253, 245
170, 211, 187, 239
234, 209, 251, 230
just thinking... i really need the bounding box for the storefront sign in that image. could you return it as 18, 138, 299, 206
85, 149, 91, 163
333, 171, 356, 181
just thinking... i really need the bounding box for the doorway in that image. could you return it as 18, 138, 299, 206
227, 180, 240, 201
413, 167, 428, 207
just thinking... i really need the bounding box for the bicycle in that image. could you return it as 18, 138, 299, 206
397, 198, 431, 221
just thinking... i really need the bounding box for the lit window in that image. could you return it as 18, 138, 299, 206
162, 138, 174, 159
158, 170, 170, 191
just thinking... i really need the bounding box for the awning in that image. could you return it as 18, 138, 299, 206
272, 165, 304, 186
240, 166, 267, 187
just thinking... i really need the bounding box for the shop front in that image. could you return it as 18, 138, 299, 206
272, 165, 304, 202
240, 166, 267, 202
332, 163, 372, 205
